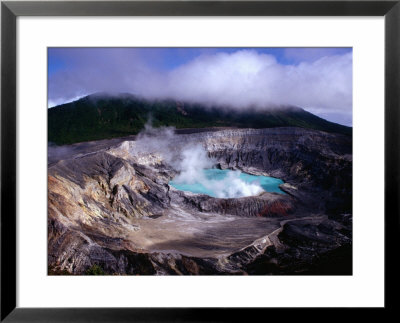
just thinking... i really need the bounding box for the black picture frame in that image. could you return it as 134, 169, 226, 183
1, 0, 399, 321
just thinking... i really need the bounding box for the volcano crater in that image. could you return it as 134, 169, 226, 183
48, 127, 352, 275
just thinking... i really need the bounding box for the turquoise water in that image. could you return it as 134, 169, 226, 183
169, 169, 285, 198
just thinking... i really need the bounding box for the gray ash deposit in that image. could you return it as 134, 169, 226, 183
48, 127, 352, 275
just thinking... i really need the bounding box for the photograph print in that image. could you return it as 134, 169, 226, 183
48, 47, 352, 275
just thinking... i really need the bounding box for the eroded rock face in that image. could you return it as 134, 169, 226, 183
48, 127, 352, 275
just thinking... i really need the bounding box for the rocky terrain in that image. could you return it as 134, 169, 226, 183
48, 127, 352, 275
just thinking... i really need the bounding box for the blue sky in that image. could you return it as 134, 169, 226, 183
49, 47, 351, 73
48, 47, 352, 125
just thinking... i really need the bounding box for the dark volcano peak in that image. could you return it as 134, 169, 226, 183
48, 92, 351, 145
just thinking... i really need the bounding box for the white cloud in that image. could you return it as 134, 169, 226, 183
49, 49, 352, 124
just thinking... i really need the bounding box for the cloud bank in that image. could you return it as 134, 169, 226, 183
48, 48, 352, 125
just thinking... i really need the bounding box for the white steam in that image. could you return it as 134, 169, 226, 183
134, 123, 265, 198
134, 119, 178, 165
173, 145, 214, 184
209, 171, 263, 198
180, 170, 264, 199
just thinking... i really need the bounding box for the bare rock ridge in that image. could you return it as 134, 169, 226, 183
48, 127, 352, 275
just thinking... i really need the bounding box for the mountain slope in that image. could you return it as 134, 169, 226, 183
48, 93, 351, 145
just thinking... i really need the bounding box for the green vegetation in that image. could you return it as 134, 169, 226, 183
48, 93, 352, 145
85, 264, 106, 275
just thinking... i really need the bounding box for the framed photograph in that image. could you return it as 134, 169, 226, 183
1, 0, 399, 321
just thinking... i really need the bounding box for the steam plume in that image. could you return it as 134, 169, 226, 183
134, 122, 265, 198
